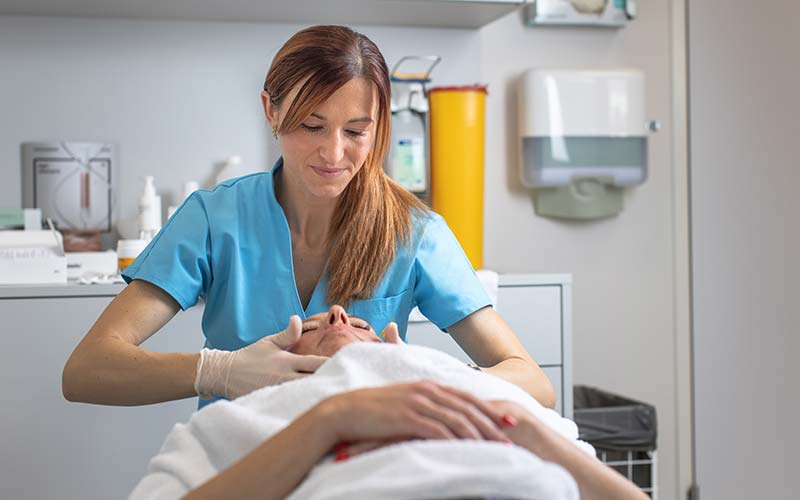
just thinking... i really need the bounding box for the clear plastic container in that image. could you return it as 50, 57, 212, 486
116, 239, 148, 272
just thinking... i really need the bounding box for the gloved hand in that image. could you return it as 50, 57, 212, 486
380, 322, 403, 344
194, 315, 329, 400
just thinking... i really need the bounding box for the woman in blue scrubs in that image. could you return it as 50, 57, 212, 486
62, 25, 555, 411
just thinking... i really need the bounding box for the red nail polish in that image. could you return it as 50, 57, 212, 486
333, 442, 347, 453
501, 415, 518, 427
335, 451, 350, 462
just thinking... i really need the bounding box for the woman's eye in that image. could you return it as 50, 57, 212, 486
301, 124, 365, 139
301, 124, 323, 133
355, 322, 371, 330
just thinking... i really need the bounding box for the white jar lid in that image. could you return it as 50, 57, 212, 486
116, 239, 148, 258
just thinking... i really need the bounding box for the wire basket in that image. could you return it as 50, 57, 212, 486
573, 385, 658, 498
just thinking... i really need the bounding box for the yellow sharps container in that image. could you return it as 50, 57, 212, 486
428, 85, 487, 269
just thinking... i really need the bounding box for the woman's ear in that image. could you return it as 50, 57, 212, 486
261, 90, 278, 130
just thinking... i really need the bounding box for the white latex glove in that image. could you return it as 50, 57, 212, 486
194, 315, 329, 400
381, 322, 403, 344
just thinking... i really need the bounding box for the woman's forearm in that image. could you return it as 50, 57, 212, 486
482, 357, 556, 409
181, 403, 337, 500
62, 279, 198, 406
516, 416, 649, 500
62, 337, 199, 406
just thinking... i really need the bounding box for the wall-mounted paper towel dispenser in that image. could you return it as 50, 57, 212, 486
519, 68, 654, 220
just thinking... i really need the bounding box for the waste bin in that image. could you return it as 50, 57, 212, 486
573, 385, 658, 498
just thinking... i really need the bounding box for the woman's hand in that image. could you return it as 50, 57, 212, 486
315, 381, 511, 451
484, 400, 651, 500
194, 315, 329, 400
485, 399, 542, 450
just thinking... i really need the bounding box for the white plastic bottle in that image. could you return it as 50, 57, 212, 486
167, 180, 200, 219
388, 109, 427, 193
215, 155, 244, 186
138, 176, 162, 241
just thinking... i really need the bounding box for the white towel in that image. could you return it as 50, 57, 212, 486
475, 269, 499, 308
129, 343, 592, 500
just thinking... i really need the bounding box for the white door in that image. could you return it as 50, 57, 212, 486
688, 1, 800, 499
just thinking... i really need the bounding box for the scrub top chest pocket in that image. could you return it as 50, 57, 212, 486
348, 288, 414, 339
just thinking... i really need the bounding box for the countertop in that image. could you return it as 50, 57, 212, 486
0, 273, 571, 299
0, 283, 126, 299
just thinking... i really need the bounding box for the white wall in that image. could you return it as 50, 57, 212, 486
479, 2, 684, 499
689, 1, 800, 498
0, 15, 481, 237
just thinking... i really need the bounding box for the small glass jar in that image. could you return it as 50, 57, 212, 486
116, 239, 148, 273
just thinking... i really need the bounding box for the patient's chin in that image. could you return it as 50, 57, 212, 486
318, 341, 355, 357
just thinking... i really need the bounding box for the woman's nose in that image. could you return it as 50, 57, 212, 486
318, 131, 346, 165
327, 305, 350, 326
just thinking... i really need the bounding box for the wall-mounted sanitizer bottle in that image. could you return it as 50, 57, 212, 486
385, 56, 440, 204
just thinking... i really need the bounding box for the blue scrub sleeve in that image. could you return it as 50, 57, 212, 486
122, 193, 212, 310
413, 215, 492, 331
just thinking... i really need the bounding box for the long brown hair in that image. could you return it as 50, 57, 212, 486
264, 25, 428, 306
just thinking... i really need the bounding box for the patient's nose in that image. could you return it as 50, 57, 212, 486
327, 305, 350, 326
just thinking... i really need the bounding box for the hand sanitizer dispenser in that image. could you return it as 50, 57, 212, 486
518, 69, 649, 219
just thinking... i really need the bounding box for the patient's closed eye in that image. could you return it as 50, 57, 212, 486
300, 315, 372, 333
351, 318, 372, 330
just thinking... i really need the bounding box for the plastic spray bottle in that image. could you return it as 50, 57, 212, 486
138, 176, 162, 241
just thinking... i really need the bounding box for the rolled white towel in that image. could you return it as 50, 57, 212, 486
475, 269, 499, 308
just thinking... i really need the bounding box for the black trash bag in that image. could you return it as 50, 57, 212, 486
573, 385, 657, 452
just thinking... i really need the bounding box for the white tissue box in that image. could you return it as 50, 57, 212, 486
0, 230, 67, 284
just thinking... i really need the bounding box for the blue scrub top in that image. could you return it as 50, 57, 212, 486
123, 158, 490, 406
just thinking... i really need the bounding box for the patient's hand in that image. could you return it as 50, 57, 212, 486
487, 400, 572, 461
343, 398, 535, 459
315, 381, 510, 454
487, 400, 539, 448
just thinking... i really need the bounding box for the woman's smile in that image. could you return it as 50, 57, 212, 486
310, 165, 347, 178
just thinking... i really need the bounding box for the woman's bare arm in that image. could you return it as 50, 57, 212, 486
62, 279, 200, 405
180, 403, 335, 500
492, 401, 649, 500
447, 307, 556, 408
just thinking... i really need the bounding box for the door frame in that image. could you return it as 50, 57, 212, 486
670, 0, 694, 498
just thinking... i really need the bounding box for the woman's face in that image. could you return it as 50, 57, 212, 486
290, 305, 381, 357
266, 78, 378, 200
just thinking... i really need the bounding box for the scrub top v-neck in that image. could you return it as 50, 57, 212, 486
122, 157, 491, 406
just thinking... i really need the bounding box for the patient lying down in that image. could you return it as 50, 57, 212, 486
129, 306, 647, 500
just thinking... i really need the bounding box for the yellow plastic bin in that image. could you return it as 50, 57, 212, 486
428, 85, 487, 270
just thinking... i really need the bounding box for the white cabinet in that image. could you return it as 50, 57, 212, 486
0, 285, 202, 500
406, 273, 573, 418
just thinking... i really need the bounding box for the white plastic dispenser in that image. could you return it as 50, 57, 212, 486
385, 56, 440, 201
519, 69, 649, 219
